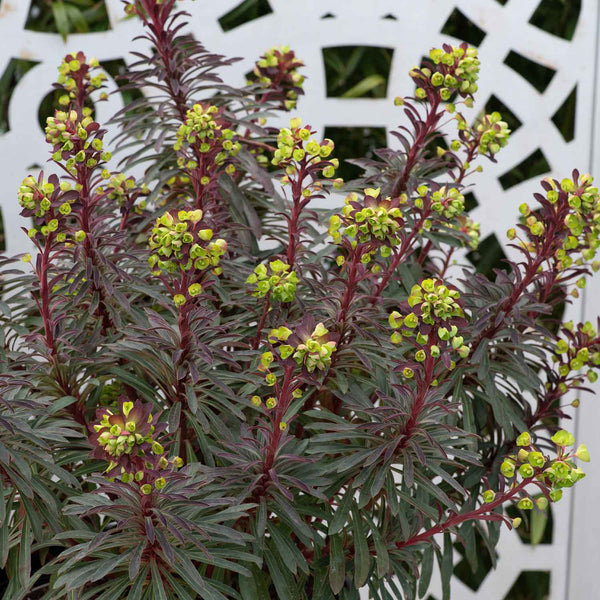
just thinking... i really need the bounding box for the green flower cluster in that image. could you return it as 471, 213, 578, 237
98, 172, 147, 209
93, 406, 159, 461
246, 259, 298, 302
417, 184, 464, 220
554, 321, 600, 387
18, 176, 79, 240
268, 322, 337, 373
251, 46, 305, 111
408, 278, 464, 324
474, 111, 510, 155
389, 279, 468, 368
389, 281, 469, 367
448, 216, 481, 250
412, 43, 480, 102
174, 103, 240, 170
555, 175, 600, 266
45, 107, 111, 174
511, 174, 600, 270
89, 398, 169, 476
273, 118, 341, 186
148, 210, 227, 277
329, 188, 404, 257
290, 323, 336, 373
498, 430, 589, 507
90, 398, 184, 493
57, 51, 107, 106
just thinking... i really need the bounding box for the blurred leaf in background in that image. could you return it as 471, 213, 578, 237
26, 0, 110, 41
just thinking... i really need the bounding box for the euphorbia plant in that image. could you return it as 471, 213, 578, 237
0, 2, 597, 599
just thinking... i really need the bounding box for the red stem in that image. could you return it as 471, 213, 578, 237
392, 97, 442, 198
251, 296, 271, 350
396, 478, 530, 549
263, 364, 295, 475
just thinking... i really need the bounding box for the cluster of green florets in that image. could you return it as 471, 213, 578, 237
555, 175, 600, 265
273, 118, 342, 187
90, 398, 184, 493
509, 175, 600, 271
473, 111, 510, 155
45, 107, 111, 175
411, 43, 479, 102
148, 210, 227, 278
18, 176, 80, 241
18, 176, 60, 219
389, 280, 469, 368
93, 406, 159, 461
90, 399, 169, 475
97, 171, 147, 210
266, 323, 337, 374
251, 46, 305, 111
174, 103, 240, 173
388, 279, 468, 369
57, 52, 107, 106
492, 430, 589, 512
553, 321, 600, 387
329, 188, 404, 258
418, 184, 465, 220
246, 260, 298, 302
448, 216, 481, 250
409, 278, 464, 324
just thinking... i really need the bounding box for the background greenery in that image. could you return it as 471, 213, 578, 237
0, 1, 582, 598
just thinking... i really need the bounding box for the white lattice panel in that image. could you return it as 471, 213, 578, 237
1, 1, 598, 598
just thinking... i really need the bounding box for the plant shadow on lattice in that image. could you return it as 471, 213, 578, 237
218, 0, 273, 32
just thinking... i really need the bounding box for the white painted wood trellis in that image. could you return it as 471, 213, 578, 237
0, 0, 599, 598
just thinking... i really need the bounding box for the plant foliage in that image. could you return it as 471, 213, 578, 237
0, 1, 596, 598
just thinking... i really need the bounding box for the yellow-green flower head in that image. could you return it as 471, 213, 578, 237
475, 111, 510, 155
174, 103, 240, 164
447, 216, 480, 250
272, 118, 336, 178
281, 318, 338, 373
331, 188, 404, 253
411, 43, 480, 101
389, 280, 469, 361
148, 209, 227, 276
532, 173, 600, 269
252, 46, 305, 111
408, 278, 464, 324
18, 173, 77, 238
553, 321, 600, 383
246, 259, 298, 302
429, 185, 465, 219
56, 51, 107, 104
89, 396, 166, 476
100, 172, 139, 207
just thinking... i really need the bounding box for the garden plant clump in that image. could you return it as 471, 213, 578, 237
0, 0, 597, 598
